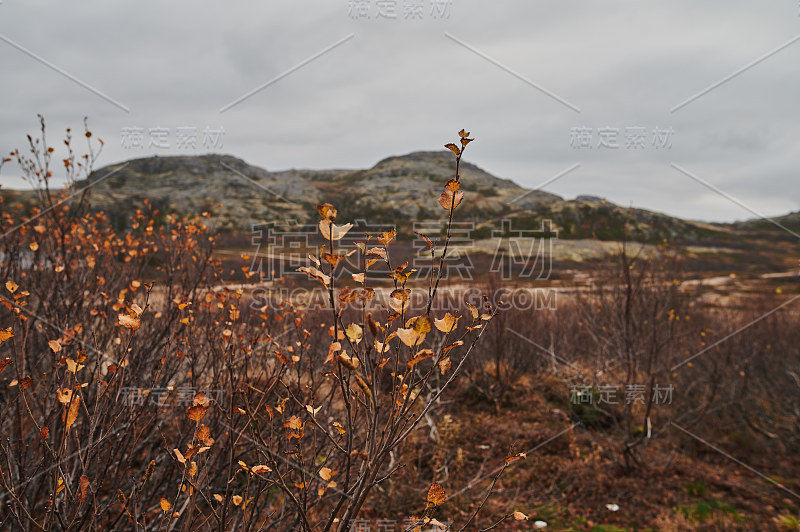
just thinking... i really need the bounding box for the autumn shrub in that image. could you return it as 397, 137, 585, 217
0, 122, 537, 531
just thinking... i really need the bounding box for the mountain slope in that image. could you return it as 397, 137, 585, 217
8, 151, 735, 243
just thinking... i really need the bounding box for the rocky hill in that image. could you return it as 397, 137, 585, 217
5, 151, 738, 242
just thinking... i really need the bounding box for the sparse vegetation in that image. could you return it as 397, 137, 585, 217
0, 120, 797, 530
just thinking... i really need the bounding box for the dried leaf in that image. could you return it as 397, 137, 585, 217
297, 266, 331, 287
284, 416, 303, 430
319, 467, 335, 481
438, 189, 464, 210
66, 395, 81, 429
80, 476, 90, 503
0, 328, 13, 345
514, 511, 528, 521
377, 230, 396, 245
444, 143, 460, 157
396, 328, 423, 348
407, 349, 435, 368
195, 424, 211, 442
316, 203, 337, 221
48, 340, 62, 353
325, 341, 342, 364
318, 220, 353, 241
426, 482, 446, 507
345, 323, 363, 341
412, 315, 432, 335
438, 356, 452, 375
338, 352, 359, 370
186, 404, 209, 423
160, 498, 172, 512
5, 281, 18, 293
434, 313, 458, 333
352, 272, 365, 283
118, 313, 140, 331
173, 448, 186, 464
0, 357, 12, 375
252, 465, 271, 475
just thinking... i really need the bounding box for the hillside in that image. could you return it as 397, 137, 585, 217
32, 151, 731, 244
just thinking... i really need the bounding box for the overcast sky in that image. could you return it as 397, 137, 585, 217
1, 1, 798, 222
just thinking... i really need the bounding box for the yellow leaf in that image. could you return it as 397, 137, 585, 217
412, 315, 432, 335
434, 313, 457, 333
377, 230, 396, 245
445, 179, 460, 192
0, 328, 13, 345
5, 281, 18, 293
284, 416, 303, 430
345, 323, 363, 341
160, 498, 172, 512
319, 467, 335, 481
396, 328, 423, 347
316, 203, 337, 221
48, 340, 62, 353
333, 421, 346, 434
232, 495, 243, 506
426, 482, 446, 507
66, 395, 81, 429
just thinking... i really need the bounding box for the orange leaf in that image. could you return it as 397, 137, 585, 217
118, 313, 140, 330
186, 404, 209, 422
160, 498, 172, 512
407, 349, 435, 368
444, 143, 460, 157
66, 395, 81, 429
0, 328, 13, 345
426, 482, 446, 507
438, 189, 464, 210
79, 475, 90, 503
316, 203, 337, 221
